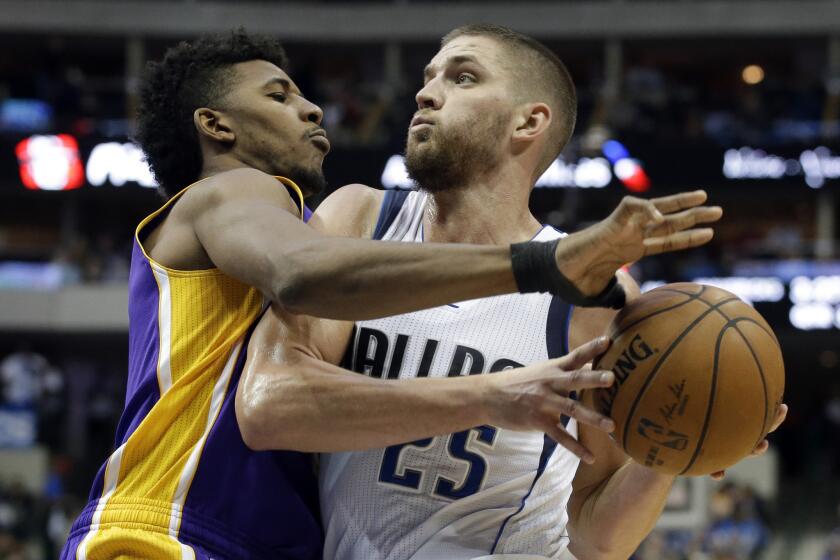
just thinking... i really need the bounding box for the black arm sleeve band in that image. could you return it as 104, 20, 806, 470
510, 239, 626, 309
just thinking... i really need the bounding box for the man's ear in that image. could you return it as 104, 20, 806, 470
193, 107, 235, 144
511, 102, 551, 146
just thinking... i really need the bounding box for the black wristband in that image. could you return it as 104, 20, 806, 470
510, 239, 626, 309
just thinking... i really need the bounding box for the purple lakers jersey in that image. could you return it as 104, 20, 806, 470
62, 177, 321, 560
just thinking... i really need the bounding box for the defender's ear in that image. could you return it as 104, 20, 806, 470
194, 107, 235, 144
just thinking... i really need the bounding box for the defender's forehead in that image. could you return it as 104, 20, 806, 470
231, 59, 300, 94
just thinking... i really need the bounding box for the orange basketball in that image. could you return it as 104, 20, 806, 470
593, 282, 785, 476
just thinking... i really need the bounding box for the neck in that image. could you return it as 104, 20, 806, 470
198, 153, 253, 181
422, 166, 541, 245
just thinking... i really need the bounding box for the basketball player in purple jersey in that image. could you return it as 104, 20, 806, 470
239, 25, 787, 559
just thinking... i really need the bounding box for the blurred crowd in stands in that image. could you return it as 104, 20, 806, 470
0, 36, 837, 148
0, 347, 126, 558
48, 233, 131, 286
0, 232, 131, 290
634, 482, 771, 560
0, 474, 78, 560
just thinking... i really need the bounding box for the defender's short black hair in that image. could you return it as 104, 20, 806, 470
136, 29, 289, 197
442, 24, 577, 175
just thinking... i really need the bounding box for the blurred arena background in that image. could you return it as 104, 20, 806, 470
0, 0, 838, 558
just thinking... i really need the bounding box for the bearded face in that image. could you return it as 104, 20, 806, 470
404, 108, 510, 193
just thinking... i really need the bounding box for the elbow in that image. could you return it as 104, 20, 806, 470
236, 369, 311, 452
236, 383, 293, 451
236, 395, 272, 451
239, 422, 269, 452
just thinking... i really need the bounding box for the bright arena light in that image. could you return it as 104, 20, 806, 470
742, 64, 765, 85
789, 302, 834, 330
86, 142, 157, 188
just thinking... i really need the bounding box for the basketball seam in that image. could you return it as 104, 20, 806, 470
653, 286, 706, 298
731, 322, 772, 449
621, 297, 740, 451
728, 319, 773, 449
679, 321, 731, 475
695, 295, 776, 340
677, 306, 775, 474
697, 298, 775, 449
612, 286, 706, 339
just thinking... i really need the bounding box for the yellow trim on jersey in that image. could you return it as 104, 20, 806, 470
274, 175, 305, 218
133, 174, 306, 276
80, 526, 194, 560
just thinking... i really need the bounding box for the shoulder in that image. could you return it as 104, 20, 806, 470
177, 168, 299, 220
310, 183, 385, 238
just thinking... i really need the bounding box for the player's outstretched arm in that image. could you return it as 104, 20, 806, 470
189, 170, 514, 320
235, 306, 616, 459
186, 172, 721, 321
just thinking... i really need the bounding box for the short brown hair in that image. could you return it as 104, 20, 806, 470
442, 24, 577, 175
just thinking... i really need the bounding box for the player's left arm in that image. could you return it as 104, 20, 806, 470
566, 396, 675, 560
564, 272, 674, 560
566, 273, 787, 560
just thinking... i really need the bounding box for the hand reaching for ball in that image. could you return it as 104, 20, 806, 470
709, 403, 788, 480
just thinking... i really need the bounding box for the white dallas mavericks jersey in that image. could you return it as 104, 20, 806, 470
320, 190, 580, 560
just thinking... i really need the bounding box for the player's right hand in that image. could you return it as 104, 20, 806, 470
483, 336, 616, 464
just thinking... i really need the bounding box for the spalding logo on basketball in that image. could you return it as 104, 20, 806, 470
594, 282, 785, 476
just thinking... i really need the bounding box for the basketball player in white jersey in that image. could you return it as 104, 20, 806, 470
237, 24, 784, 559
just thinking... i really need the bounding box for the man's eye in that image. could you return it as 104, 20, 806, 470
456, 73, 475, 84
270, 93, 287, 102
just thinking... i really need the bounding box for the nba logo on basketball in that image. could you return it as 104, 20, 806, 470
636, 417, 690, 451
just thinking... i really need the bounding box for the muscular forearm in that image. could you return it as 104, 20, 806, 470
237, 354, 491, 452
570, 461, 675, 560
274, 237, 517, 320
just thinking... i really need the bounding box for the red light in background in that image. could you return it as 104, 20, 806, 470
15, 134, 84, 191
613, 158, 651, 192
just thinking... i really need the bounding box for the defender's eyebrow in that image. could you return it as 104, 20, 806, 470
423, 54, 484, 81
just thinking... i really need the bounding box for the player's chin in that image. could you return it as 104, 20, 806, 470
406, 138, 431, 159
309, 147, 328, 167
311, 140, 330, 156
408, 127, 433, 144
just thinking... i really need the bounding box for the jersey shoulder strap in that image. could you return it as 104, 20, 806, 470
372, 190, 412, 240
538, 225, 573, 360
